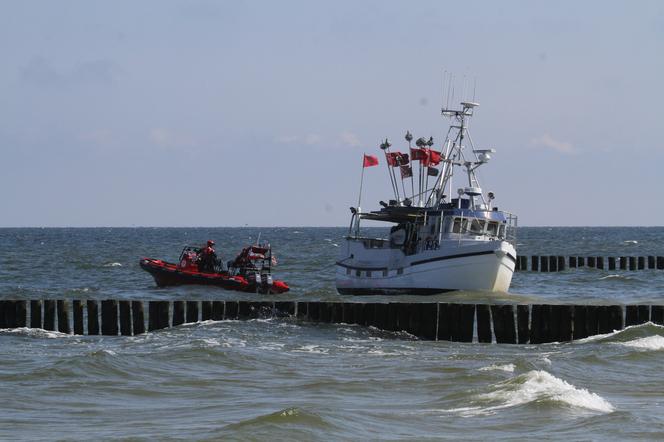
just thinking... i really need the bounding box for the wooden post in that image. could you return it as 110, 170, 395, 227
517, 305, 529, 344
132, 301, 145, 335
274, 302, 294, 317
201, 301, 213, 321
530, 305, 550, 344
578, 256, 585, 267
186, 301, 199, 323
625, 305, 639, 326
638, 305, 650, 324
608, 305, 623, 332
658, 256, 664, 270
587, 256, 596, 268
548, 305, 561, 342
450, 303, 474, 342
569, 256, 577, 268
418, 304, 437, 340
476, 304, 492, 343
319, 302, 332, 323
72, 300, 84, 335
549, 256, 558, 272
56, 300, 70, 334
596, 256, 604, 270
87, 300, 99, 335
557, 305, 573, 342
342, 303, 355, 324
573, 305, 588, 340
491, 305, 516, 344
172, 301, 185, 326
608, 257, 616, 271
540, 256, 549, 272
15, 300, 27, 328
437, 303, 451, 341
648, 256, 655, 269
638, 256, 645, 270
307, 302, 320, 321
44, 300, 56, 331
620, 257, 627, 270
557, 256, 565, 271
585, 306, 599, 337
30, 300, 42, 329
531, 255, 539, 271
629, 256, 637, 271
363, 303, 376, 327
597, 306, 611, 334
651, 306, 664, 325
148, 301, 160, 331
352, 303, 365, 326
101, 300, 118, 335
225, 301, 239, 320
119, 301, 132, 336
295, 302, 307, 320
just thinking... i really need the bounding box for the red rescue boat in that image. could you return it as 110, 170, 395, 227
140, 242, 289, 294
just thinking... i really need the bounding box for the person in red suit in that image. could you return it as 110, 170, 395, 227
198, 240, 218, 272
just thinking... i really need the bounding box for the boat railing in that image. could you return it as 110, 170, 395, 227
440, 210, 517, 245
346, 236, 395, 249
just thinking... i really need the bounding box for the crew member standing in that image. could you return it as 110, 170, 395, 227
198, 240, 218, 272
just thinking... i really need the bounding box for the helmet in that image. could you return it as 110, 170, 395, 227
207, 240, 215, 247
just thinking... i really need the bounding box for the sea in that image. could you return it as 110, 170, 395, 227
1, 226, 663, 440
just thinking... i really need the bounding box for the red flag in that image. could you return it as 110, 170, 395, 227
400, 165, 412, 178
363, 154, 379, 167
426, 150, 443, 166
386, 151, 409, 167
410, 147, 429, 162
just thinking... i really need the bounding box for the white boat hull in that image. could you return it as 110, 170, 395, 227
336, 239, 516, 295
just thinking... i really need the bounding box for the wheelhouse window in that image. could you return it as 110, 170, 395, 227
469, 219, 485, 235
487, 221, 499, 237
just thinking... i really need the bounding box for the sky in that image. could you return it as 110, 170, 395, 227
1, 0, 663, 227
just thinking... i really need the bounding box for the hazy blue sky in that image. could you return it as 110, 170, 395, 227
1, 1, 663, 226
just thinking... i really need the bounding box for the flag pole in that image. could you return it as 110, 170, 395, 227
406, 132, 415, 200
358, 154, 366, 208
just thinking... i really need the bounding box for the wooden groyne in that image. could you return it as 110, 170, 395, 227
0, 299, 660, 344
515, 255, 664, 272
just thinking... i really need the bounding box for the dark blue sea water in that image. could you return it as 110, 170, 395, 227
1, 227, 664, 440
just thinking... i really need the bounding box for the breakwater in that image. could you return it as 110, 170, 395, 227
0, 299, 660, 344
514, 255, 664, 271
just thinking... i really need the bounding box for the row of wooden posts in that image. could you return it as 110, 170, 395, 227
0, 299, 660, 344
514, 255, 664, 272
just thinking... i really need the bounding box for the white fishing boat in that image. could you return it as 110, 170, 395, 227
336, 100, 517, 295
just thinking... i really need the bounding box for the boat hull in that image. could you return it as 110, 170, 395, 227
335, 240, 516, 295
140, 258, 289, 294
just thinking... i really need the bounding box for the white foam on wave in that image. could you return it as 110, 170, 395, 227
0, 327, 71, 339
479, 363, 515, 373
599, 274, 631, 281
103, 262, 123, 267
623, 240, 638, 244
445, 370, 614, 416
292, 344, 328, 354
617, 335, 664, 351
482, 370, 614, 413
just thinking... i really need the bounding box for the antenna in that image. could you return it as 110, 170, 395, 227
472, 77, 477, 102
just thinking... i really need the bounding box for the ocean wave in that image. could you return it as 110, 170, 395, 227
479, 363, 515, 373
103, 262, 123, 267
598, 274, 632, 281
223, 407, 330, 431
623, 240, 638, 244
575, 322, 664, 344
617, 335, 664, 351
445, 370, 614, 416
0, 327, 71, 339
292, 344, 328, 354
